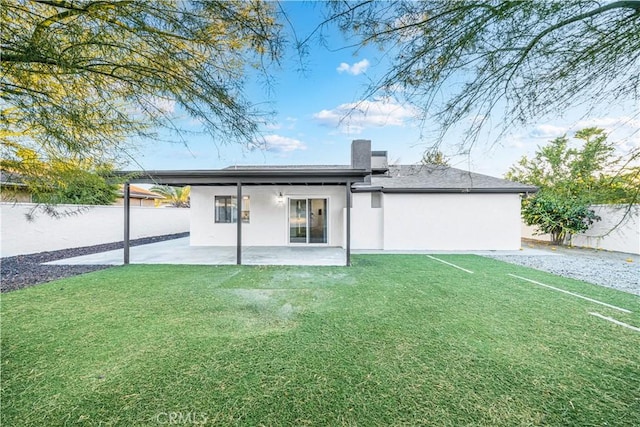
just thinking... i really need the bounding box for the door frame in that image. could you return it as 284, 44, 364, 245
286, 196, 330, 246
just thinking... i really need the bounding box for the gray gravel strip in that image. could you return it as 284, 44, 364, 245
484, 242, 640, 296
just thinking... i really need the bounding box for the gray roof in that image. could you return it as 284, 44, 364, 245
116, 163, 536, 192
354, 165, 537, 194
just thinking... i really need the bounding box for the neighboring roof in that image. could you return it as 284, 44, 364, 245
116, 166, 370, 186
353, 164, 538, 194
0, 171, 27, 188
118, 184, 164, 200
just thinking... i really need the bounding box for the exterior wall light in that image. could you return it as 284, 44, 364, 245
276, 192, 285, 206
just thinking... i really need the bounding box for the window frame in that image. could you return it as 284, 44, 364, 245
214, 195, 250, 223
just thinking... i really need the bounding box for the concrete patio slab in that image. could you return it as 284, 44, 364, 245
45, 238, 347, 266
45, 236, 556, 268
352, 247, 558, 256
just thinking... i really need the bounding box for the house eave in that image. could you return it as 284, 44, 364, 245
352, 186, 538, 194
114, 168, 370, 186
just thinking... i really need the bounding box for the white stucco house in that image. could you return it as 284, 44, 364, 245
121, 140, 537, 264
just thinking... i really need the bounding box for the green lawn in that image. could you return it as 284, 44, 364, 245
2, 255, 639, 426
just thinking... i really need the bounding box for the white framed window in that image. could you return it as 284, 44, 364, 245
215, 196, 250, 223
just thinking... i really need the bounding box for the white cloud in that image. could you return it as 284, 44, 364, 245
526, 116, 640, 150
336, 59, 370, 76
261, 135, 306, 152
507, 136, 526, 149
134, 96, 176, 118
147, 96, 176, 114
574, 116, 640, 132
528, 124, 568, 138
528, 116, 640, 139
390, 12, 431, 42
264, 117, 297, 131
574, 116, 640, 151
313, 98, 416, 134
264, 122, 282, 130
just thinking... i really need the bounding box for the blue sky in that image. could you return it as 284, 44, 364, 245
129, 2, 639, 177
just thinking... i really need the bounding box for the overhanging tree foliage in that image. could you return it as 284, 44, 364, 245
322, 1, 640, 150
1, 0, 282, 192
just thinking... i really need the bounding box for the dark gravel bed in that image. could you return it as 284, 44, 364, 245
1, 233, 189, 293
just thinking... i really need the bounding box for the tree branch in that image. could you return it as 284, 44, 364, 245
30, 1, 133, 44
512, 1, 640, 73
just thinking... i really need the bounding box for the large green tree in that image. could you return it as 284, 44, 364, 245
519, 193, 601, 245
506, 127, 638, 204
421, 150, 450, 166
1, 0, 281, 189
321, 1, 639, 152
3, 147, 118, 213
505, 127, 638, 244
31, 161, 119, 206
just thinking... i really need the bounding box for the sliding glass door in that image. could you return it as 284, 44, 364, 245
289, 198, 327, 244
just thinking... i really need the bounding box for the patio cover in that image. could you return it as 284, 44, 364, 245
115, 167, 371, 266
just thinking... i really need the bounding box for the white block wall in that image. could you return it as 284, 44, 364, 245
379, 193, 522, 250
190, 186, 346, 247
522, 204, 640, 254
0, 203, 190, 257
